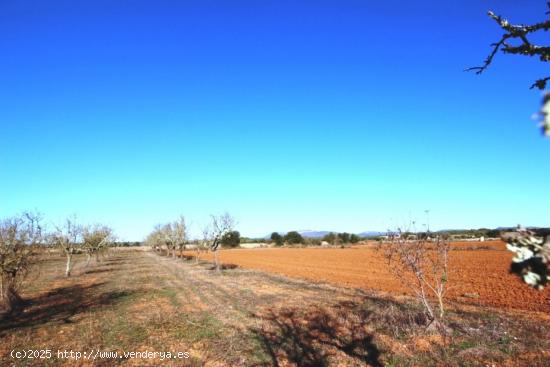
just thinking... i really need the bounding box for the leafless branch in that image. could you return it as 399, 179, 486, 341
467, 10, 550, 84
379, 229, 450, 331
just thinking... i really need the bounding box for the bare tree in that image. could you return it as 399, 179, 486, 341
207, 213, 236, 272
173, 216, 187, 259
160, 223, 177, 258
145, 217, 187, 259
468, 5, 550, 136
160, 216, 187, 259
380, 229, 450, 330
42, 237, 57, 258
145, 224, 164, 253
194, 225, 212, 264
0, 212, 43, 313
82, 224, 114, 267
51, 217, 82, 277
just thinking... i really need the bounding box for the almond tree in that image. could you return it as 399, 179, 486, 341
160, 216, 187, 259
145, 224, 164, 253
51, 217, 82, 277
160, 223, 177, 258
82, 224, 114, 266
145, 217, 187, 259
380, 229, 450, 330
194, 226, 211, 264
0, 212, 43, 313
172, 216, 187, 259
207, 213, 235, 272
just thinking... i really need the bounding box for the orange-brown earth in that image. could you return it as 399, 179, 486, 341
190, 241, 550, 313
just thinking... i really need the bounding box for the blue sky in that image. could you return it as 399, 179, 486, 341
1, 1, 549, 240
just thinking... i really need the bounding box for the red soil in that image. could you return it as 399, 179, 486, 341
192, 241, 550, 313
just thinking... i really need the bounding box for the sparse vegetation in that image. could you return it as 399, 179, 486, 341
2, 2, 548, 366
0, 208, 548, 366
380, 230, 450, 331
1, 249, 548, 366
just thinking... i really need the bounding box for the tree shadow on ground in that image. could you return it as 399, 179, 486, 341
0, 283, 136, 336
103, 258, 125, 265
207, 263, 239, 271
252, 300, 383, 367
178, 254, 195, 261
82, 268, 115, 275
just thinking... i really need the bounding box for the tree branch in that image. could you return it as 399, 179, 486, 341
530, 77, 550, 90
465, 36, 509, 74
467, 10, 550, 79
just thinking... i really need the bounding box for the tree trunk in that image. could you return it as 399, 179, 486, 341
437, 293, 445, 320
2, 282, 24, 314
418, 285, 434, 322
85, 253, 91, 267
214, 250, 221, 273
172, 248, 176, 258
65, 253, 72, 277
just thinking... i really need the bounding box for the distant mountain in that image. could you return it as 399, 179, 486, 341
297, 230, 332, 238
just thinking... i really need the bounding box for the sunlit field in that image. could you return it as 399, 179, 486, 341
2, 1, 550, 366
1, 248, 549, 366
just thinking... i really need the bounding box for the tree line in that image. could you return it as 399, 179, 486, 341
270, 231, 362, 246
144, 213, 239, 272
0, 212, 115, 314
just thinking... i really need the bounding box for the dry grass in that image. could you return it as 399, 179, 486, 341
0, 249, 548, 366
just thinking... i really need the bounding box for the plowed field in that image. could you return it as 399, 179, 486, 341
191, 241, 550, 313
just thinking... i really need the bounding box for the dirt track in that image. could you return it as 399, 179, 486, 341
191, 241, 550, 313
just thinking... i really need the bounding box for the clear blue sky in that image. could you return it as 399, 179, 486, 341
1, 1, 549, 240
